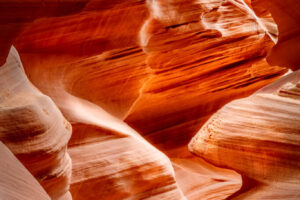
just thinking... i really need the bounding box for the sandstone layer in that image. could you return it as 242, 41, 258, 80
53, 90, 187, 199
0, 46, 72, 200
189, 70, 300, 199
0, 141, 50, 200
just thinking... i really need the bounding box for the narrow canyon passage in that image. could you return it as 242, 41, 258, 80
0, 0, 299, 200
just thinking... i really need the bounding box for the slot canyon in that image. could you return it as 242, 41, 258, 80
0, 0, 299, 199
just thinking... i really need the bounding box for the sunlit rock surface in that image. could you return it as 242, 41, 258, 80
0, 47, 72, 200
0, 141, 50, 200
68, 117, 186, 200
55, 92, 186, 200
189, 70, 300, 199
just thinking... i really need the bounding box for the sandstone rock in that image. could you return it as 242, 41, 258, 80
0, 46, 72, 199
69, 122, 186, 200
122, 2, 286, 197
15, 1, 149, 118
189, 70, 300, 199
12, 1, 287, 199
124, 0, 286, 146
251, 0, 300, 70
0, 141, 50, 200
36, 88, 187, 200
0, 0, 89, 66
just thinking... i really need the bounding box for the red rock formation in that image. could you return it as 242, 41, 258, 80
15, 1, 149, 118
189, 70, 300, 199
1, 0, 298, 199
251, 0, 300, 70
1, 45, 187, 199
0, 0, 89, 66
124, 0, 285, 149
122, 2, 286, 197
0, 46, 72, 199
0, 141, 50, 200
11, 0, 288, 199
52, 92, 187, 199
188, 1, 300, 199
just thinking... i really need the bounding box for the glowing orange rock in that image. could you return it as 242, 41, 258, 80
13, 1, 287, 199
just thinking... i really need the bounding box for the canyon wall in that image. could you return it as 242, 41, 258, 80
189, 70, 300, 199
0, 0, 299, 199
189, 1, 300, 199
13, 0, 286, 199
251, 0, 300, 70
0, 142, 50, 200
0, 46, 72, 199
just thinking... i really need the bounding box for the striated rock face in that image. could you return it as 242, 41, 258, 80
189, 70, 300, 199
1, 45, 187, 199
2, 0, 299, 199
15, 0, 149, 119
123, 0, 286, 149
0, 0, 90, 66
11, 0, 288, 199
0, 141, 50, 200
54, 92, 187, 199
0, 47, 72, 200
68, 114, 186, 200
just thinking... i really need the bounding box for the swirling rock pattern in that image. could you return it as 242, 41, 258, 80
189, 70, 300, 199
56, 93, 187, 200
68, 122, 186, 200
0, 0, 296, 199
0, 47, 72, 200
124, 0, 286, 148
12, 0, 287, 199
0, 141, 50, 200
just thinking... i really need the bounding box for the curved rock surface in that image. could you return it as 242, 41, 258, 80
55, 91, 187, 200
0, 141, 50, 200
251, 0, 300, 70
11, 0, 287, 199
0, 46, 72, 200
0, 0, 91, 66
124, 0, 286, 148
0, 0, 296, 199
189, 70, 300, 199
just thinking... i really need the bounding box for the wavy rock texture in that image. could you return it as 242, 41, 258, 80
243, 0, 278, 42
11, 0, 288, 199
1, 46, 186, 199
189, 70, 300, 199
0, 47, 72, 200
250, 0, 300, 70
0, 0, 90, 66
124, 0, 286, 150
123, 1, 286, 197
15, 1, 149, 118
0, 141, 50, 200
21, 63, 187, 200
66, 103, 186, 200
